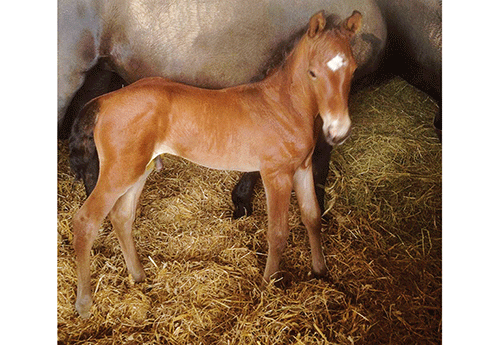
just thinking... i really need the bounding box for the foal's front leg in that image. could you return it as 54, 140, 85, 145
232, 133, 332, 219
261, 171, 293, 281
293, 163, 327, 277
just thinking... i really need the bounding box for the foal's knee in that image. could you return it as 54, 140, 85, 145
109, 203, 135, 228
299, 202, 321, 230
302, 213, 321, 230
73, 209, 99, 251
267, 228, 290, 253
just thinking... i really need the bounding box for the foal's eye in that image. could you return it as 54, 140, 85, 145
308, 70, 317, 78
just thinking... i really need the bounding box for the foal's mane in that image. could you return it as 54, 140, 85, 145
250, 13, 344, 82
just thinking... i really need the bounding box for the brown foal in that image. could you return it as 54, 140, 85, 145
71, 10, 362, 318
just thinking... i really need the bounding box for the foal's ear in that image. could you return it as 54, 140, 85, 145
341, 11, 363, 38
308, 11, 327, 38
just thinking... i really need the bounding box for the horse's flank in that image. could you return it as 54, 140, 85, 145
94, 54, 318, 176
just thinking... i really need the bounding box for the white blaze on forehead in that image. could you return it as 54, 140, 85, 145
327, 54, 346, 72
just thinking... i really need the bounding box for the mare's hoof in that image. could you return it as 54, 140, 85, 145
232, 203, 253, 219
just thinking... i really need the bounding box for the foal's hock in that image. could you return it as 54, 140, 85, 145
70, 10, 362, 318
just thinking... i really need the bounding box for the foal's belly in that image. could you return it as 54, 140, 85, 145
152, 141, 261, 173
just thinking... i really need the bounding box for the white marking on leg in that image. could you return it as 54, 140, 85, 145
327, 54, 346, 72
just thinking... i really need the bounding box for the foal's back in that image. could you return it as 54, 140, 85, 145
93, 77, 313, 173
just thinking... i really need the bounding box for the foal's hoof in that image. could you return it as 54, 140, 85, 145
75, 297, 92, 319
131, 268, 147, 283
268, 271, 294, 288
309, 266, 329, 280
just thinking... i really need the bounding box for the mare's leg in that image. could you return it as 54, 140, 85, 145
312, 132, 333, 215
261, 171, 293, 281
59, 60, 114, 140
232, 171, 260, 218
293, 163, 327, 277
108, 166, 153, 282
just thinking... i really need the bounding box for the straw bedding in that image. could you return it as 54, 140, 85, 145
57, 76, 441, 344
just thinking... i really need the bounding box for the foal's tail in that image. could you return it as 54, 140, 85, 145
69, 99, 100, 196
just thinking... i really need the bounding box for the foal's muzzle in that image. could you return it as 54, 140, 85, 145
323, 117, 352, 146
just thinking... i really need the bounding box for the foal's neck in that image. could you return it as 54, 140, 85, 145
259, 39, 318, 121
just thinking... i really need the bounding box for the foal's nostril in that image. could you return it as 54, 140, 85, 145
325, 124, 351, 146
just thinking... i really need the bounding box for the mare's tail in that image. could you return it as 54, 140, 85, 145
69, 99, 101, 196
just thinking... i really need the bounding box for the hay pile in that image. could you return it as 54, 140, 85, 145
57, 76, 441, 344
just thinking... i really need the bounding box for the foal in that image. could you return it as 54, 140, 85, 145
70, 10, 362, 318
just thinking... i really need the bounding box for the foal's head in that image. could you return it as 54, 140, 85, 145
299, 11, 362, 145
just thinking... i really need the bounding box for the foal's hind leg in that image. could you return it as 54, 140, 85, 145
293, 163, 327, 277
108, 166, 153, 282
73, 160, 151, 318
73, 185, 124, 318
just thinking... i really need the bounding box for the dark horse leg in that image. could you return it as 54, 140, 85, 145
232, 171, 260, 218
310, 131, 333, 214
232, 133, 332, 219
59, 58, 127, 140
